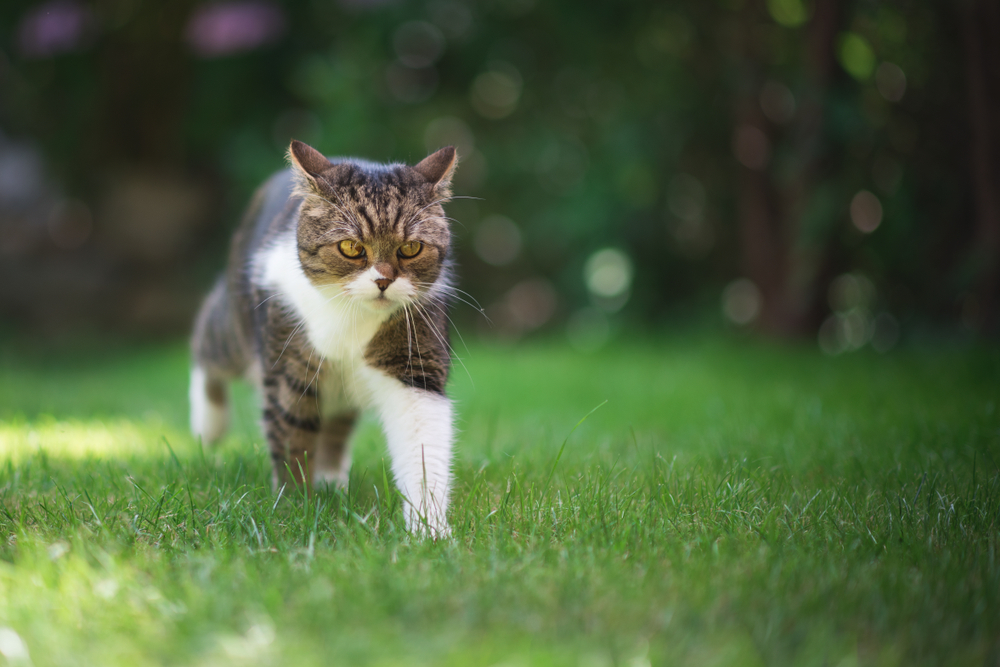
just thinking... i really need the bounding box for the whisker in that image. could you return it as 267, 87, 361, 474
403, 304, 419, 387
442, 309, 473, 359
298, 344, 325, 406
321, 289, 351, 306
255, 292, 283, 310
416, 214, 465, 230
414, 282, 491, 323
412, 280, 483, 305
403, 303, 414, 368
417, 283, 485, 307
401, 196, 453, 232
273, 316, 308, 369
411, 299, 474, 388
405, 302, 427, 385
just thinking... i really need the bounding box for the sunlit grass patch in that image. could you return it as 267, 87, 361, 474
0, 417, 183, 462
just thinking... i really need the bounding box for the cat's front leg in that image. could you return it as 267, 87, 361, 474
362, 368, 453, 538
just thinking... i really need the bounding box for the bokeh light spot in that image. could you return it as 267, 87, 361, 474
474, 215, 522, 266
506, 279, 556, 330
482, 277, 556, 341
584, 249, 633, 299
185, 1, 286, 58
0, 627, 30, 663
393, 21, 445, 68
17, 0, 92, 59
667, 174, 705, 221
767, 0, 808, 28
818, 311, 872, 355
722, 278, 761, 325
838, 32, 876, 81
828, 272, 876, 313
0, 142, 45, 205
875, 62, 907, 103
850, 190, 883, 233
733, 126, 770, 170
759, 81, 796, 124
821, 272, 885, 354
470, 62, 522, 119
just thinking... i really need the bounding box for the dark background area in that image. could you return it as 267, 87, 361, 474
0, 0, 997, 353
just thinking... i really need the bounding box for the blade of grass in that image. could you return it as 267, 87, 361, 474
542, 400, 608, 496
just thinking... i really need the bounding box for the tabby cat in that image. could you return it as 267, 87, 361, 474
190, 140, 458, 537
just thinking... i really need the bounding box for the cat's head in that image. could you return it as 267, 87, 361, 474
288, 139, 457, 313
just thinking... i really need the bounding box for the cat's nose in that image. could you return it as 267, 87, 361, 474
375, 278, 393, 292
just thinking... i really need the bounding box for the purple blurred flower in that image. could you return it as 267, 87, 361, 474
185, 1, 286, 58
338, 0, 398, 9
17, 0, 92, 59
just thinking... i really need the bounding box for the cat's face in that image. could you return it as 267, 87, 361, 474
289, 141, 456, 314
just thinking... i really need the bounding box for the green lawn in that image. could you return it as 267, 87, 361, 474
0, 337, 998, 666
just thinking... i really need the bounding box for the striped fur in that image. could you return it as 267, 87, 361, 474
191, 141, 458, 536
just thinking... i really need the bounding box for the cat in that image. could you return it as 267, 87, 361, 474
189, 140, 458, 537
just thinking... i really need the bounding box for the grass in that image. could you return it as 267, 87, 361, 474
0, 336, 998, 666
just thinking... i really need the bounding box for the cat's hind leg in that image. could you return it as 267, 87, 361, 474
258, 308, 324, 491
189, 366, 229, 445
190, 277, 246, 446
313, 411, 357, 490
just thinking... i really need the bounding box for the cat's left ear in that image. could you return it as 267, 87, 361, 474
414, 146, 457, 198
288, 140, 332, 187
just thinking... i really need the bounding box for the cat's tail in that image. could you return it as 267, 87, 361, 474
190, 277, 247, 445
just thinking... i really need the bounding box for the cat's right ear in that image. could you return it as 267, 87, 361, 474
414, 146, 457, 199
288, 140, 332, 187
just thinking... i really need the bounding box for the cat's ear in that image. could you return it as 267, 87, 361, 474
288, 140, 332, 186
414, 146, 457, 198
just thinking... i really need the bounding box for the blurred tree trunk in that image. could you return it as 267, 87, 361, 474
95, 2, 198, 167
960, 0, 1000, 334
734, 0, 841, 337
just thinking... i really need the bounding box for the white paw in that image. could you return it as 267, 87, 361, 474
405, 507, 451, 540
412, 521, 452, 541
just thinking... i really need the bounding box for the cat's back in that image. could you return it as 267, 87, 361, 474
230, 168, 299, 271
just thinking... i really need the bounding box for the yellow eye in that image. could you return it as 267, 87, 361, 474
398, 241, 423, 258
338, 240, 365, 258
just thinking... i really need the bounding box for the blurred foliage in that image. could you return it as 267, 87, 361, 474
0, 0, 988, 342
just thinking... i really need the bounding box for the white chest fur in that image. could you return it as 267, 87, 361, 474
254, 233, 391, 364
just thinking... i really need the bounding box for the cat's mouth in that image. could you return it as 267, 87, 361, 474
366, 293, 399, 311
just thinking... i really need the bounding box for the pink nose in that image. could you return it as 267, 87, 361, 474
375, 278, 393, 292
